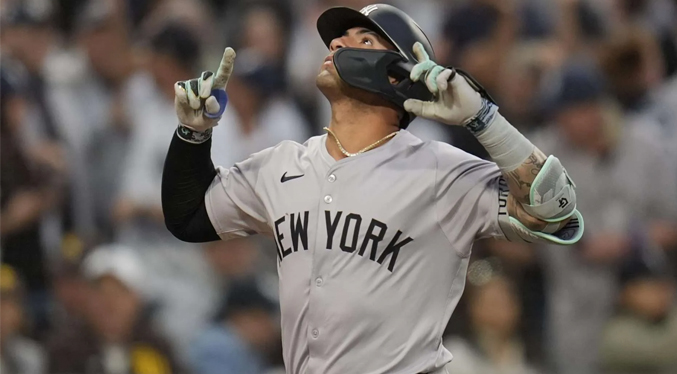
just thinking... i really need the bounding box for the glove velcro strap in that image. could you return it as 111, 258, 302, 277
464, 98, 498, 134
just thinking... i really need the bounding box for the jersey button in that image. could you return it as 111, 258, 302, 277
315, 277, 323, 287
312, 329, 319, 338
324, 195, 333, 204
327, 174, 336, 182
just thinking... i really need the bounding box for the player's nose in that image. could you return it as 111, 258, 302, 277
329, 37, 346, 52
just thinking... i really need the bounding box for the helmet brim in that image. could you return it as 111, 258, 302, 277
317, 7, 394, 51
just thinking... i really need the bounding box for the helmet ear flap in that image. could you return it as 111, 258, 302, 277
333, 48, 434, 128
333, 48, 403, 99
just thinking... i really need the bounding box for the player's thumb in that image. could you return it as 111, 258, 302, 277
204, 95, 221, 116
404, 99, 434, 118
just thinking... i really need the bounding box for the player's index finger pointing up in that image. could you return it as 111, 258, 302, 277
213, 47, 237, 90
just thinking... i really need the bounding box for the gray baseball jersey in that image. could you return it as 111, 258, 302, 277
206, 130, 509, 374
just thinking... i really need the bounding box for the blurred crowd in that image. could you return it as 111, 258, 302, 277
1, 0, 676, 373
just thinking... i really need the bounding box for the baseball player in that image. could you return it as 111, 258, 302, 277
162, 4, 583, 374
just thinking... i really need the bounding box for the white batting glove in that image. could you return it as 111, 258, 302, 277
403, 42, 485, 126
174, 47, 236, 133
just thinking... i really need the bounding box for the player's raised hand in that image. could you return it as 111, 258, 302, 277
403, 42, 485, 126
174, 47, 236, 132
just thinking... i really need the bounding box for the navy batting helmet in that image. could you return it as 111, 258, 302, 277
317, 4, 435, 128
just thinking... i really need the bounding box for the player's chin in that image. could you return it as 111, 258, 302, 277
316, 69, 339, 90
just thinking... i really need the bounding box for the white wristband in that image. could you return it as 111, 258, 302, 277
465, 100, 534, 171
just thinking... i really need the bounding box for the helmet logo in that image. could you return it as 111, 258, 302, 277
360, 5, 378, 16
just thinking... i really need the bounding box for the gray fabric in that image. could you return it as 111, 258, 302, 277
206, 131, 506, 374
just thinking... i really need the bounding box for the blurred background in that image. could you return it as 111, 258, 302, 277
1, 0, 676, 373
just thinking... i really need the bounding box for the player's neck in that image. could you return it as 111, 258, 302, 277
325, 100, 400, 161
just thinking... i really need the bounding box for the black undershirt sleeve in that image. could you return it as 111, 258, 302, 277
161, 132, 220, 242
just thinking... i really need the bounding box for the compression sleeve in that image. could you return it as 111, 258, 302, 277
161, 131, 220, 242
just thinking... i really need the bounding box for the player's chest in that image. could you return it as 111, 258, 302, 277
256, 162, 436, 268
260, 160, 434, 223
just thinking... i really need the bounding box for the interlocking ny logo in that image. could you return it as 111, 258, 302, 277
558, 197, 569, 208
360, 5, 378, 16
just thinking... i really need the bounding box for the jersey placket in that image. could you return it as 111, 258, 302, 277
304, 165, 341, 371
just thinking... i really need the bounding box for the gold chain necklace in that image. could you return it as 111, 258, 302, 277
324, 127, 398, 157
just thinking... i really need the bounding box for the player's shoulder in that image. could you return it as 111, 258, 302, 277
270, 135, 327, 159
401, 131, 488, 166
392, 131, 495, 176
219, 138, 315, 183
238, 137, 318, 166
268, 138, 310, 155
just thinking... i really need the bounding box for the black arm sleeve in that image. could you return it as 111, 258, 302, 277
161, 132, 220, 242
